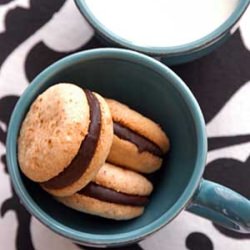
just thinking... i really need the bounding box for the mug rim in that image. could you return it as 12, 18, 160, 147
6, 48, 207, 246
75, 0, 250, 56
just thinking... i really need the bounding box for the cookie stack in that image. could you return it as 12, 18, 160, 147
18, 83, 169, 220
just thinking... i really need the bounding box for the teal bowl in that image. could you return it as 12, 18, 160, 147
6, 48, 207, 246
75, 0, 250, 65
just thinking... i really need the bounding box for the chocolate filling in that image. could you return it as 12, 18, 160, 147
78, 183, 149, 206
113, 122, 163, 156
42, 89, 101, 189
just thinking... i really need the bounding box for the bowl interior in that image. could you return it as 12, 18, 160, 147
9, 51, 203, 240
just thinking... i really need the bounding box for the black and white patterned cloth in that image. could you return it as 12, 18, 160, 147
0, 1, 250, 249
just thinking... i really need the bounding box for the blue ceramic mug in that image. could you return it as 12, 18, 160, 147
75, 0, 250, 65
6, 48, 250, 247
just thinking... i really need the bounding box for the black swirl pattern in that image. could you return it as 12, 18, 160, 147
172, 31, 250, 123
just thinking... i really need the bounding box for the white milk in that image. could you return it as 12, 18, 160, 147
85, 0, 239, 47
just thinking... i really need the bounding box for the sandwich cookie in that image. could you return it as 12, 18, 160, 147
106, 99, 170, 173
57, 163, 153, 220
18, 83, 113, 197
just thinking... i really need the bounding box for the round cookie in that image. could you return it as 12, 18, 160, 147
106, 99, 170, 173
18, 83, 113, 197
57, 163, 153, 220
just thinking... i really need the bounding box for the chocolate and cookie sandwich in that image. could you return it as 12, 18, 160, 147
58, 163, 153, 220
106, 99, 170, 173
18, 83, 113, 197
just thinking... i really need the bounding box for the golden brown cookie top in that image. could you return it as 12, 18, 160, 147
18, 83, 90, 182
41, 92, 113, 197
106, 99, 169, 153
94, 163, 153, 196
57, 194, 144, 220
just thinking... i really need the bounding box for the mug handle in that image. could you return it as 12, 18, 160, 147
186, 179, 250, 233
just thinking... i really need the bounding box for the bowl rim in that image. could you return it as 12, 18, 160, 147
6, 48, 207, 246
74, 0, 250, 56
